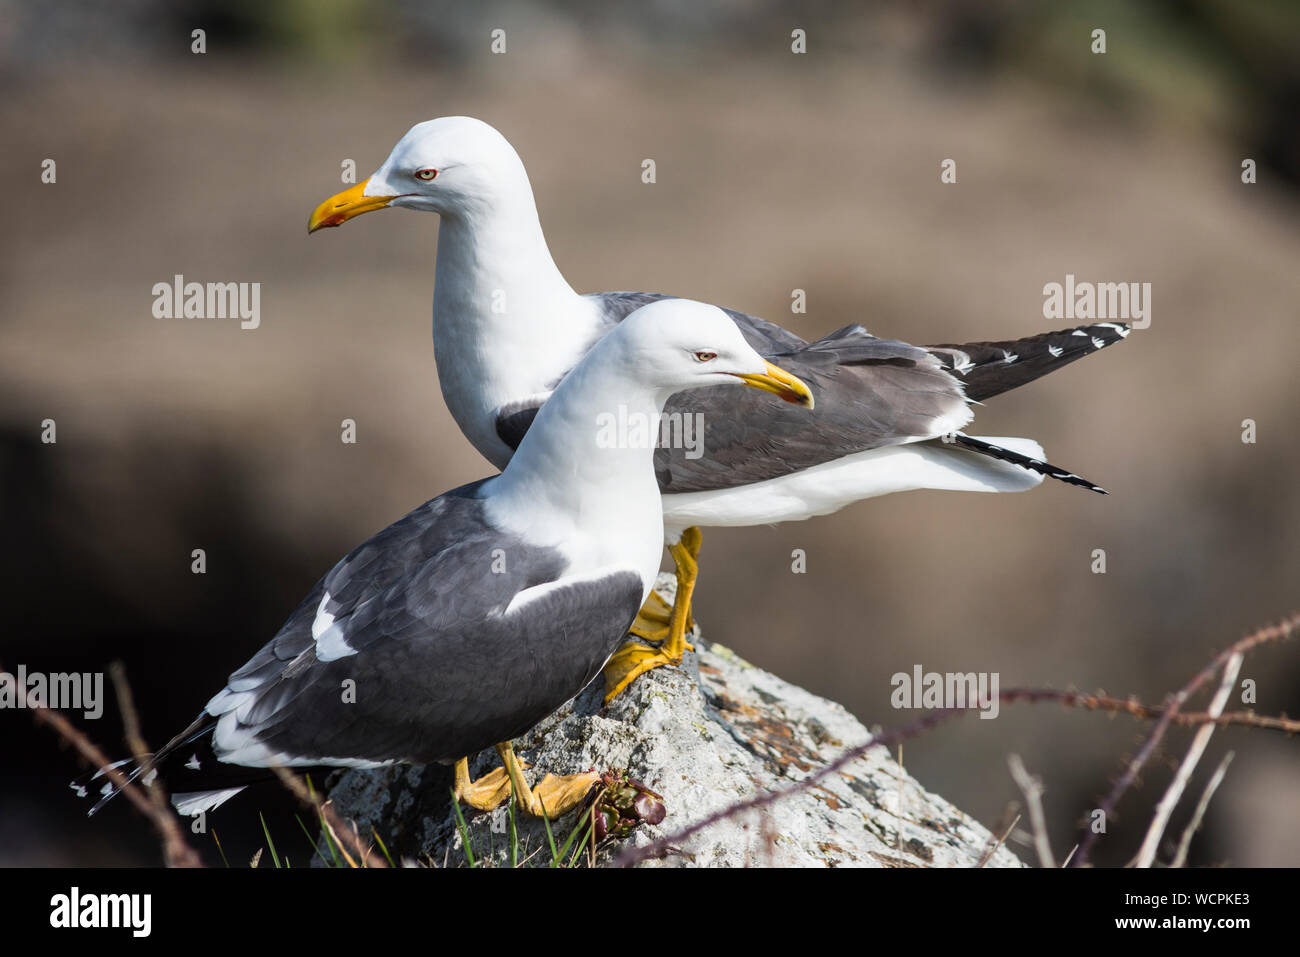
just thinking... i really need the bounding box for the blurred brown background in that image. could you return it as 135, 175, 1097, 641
2, 1, 1298, 867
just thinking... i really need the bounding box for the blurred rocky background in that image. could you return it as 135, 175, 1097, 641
2, 0, 1297, 866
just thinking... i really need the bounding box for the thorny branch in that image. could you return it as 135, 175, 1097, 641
1068, 611, 1299, 868
1001, 688, 1299, 734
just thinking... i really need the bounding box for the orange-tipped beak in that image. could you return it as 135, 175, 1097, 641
732, 361, 815, 409
308, 178, 400, 233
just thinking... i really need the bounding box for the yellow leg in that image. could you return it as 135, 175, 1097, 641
627, 589, 675, 644
452, 756, 512, 811
602, 526, 702, 702
496, 742, 599, 819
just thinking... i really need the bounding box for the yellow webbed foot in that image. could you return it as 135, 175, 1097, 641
602, 639, 695, 703
495, 743, 599, 818
529, 771, 603, 818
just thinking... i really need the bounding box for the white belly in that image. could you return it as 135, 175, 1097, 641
659, 437, 1046, 540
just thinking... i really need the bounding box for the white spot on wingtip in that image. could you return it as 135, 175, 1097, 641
315, 624, 357, 661
312, 588, 357, 661
1047, 344, 1063, 358
311, 591, 335, 640
1091, 336, 1104, 349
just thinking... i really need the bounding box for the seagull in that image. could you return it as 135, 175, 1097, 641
80, 299, 814, 819
308, 116, 1129, 702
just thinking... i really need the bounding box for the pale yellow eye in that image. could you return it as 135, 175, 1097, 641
415, 168, 438, 181
694, 351, 717, 362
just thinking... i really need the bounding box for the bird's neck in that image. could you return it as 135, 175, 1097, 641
432, 189, 599, 469
485, 356, 666, 580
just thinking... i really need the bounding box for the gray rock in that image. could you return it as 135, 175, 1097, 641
320, 574, 1023, 868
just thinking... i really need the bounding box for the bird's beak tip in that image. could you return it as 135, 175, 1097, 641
732, 361, 815, 409
307, 178, 393, 234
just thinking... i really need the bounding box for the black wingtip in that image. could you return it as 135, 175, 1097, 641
929, 321, 1132, 403
952, 433, 1110, 495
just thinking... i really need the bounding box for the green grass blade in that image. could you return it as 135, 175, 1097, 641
449, 788, 477, 868
211, 829, 230, 868
304, 776, 343, 867
541, 799, 561, 868
259, 812, 282, 869
296, 814, 333, 867
371, 827, 395, 868
508, 791, 519, 869
564, 813, 595, 869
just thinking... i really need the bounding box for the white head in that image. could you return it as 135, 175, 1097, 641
308, 117, 528, 230
488, 298, 813, 551
497, 297, 813, 511
582, 299, 815, 409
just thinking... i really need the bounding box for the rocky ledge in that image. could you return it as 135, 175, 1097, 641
321, 574, 1022, 868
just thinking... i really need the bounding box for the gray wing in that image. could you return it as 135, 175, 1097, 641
654, 324, 968, 492
491, 297, 1128, 496
208, 479, 643, 765
496, 290, 807, 451
491, 296, 970, 494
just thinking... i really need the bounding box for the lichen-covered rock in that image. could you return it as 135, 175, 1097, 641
321, 575, 1023, 868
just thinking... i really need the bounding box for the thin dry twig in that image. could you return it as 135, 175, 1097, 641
894, 743, 904, 853
1008, 754, 1056, 868
269, 765, 389, 868
1069, 611, 1299, 868
1170, 750, 1235, 868
108, 662, 194, 864
976, 811, 1021, 868
1131, 652, 1242, 867
5, 659, 202, 868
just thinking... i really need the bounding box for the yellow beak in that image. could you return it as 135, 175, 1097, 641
732, 361, 815, 409
308, 178, 400, 233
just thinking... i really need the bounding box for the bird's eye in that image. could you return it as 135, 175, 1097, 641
415, 168, 439, 181
693, 351, 717, 362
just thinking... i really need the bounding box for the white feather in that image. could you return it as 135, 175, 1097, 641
661, 436, 1046, 536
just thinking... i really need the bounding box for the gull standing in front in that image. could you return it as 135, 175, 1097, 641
79, 300, 813, 819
